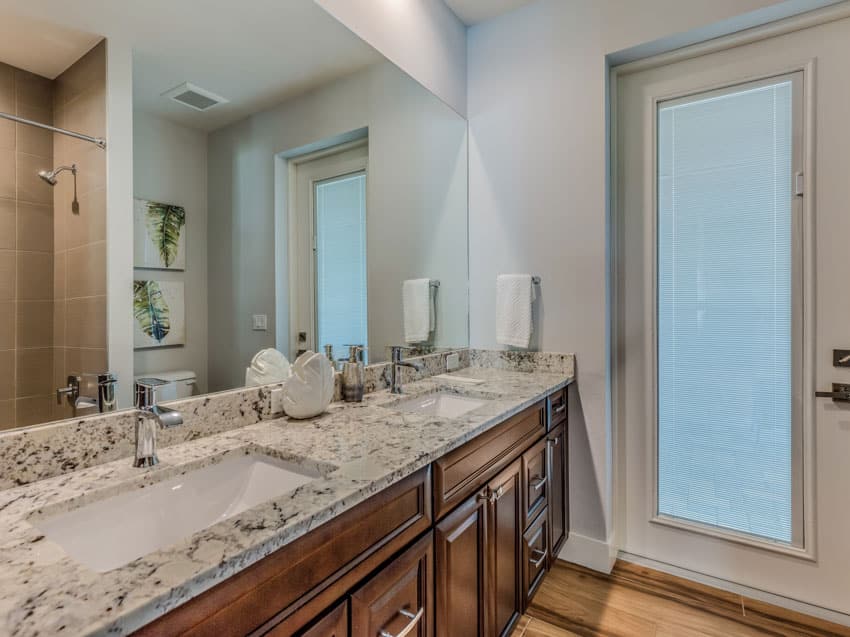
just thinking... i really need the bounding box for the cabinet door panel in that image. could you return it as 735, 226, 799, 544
285, 599, 348, 637
547, 423, 568, 556
522, 509, 549, 610
488, 459, 523, 637
435, 491, 488, 637
351, 532, 433, 637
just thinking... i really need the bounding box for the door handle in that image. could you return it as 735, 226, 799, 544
380, 607, 424, 637
815, 383, 850, 402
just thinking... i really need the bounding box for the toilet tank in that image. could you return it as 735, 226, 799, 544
135, 370, 197, 401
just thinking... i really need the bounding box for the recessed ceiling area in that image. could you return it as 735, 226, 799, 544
0, 0, 383, 131
443, 0, 536, 26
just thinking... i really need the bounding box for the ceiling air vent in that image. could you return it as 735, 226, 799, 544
161, 82, 229, 111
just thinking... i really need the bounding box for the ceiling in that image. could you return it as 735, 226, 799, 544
0, 0, 383, 131
443, 0, 536, 26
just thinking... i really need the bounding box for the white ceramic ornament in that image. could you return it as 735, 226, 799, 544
282, 351, 335, 419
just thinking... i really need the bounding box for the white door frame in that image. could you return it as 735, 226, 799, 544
287, 139, 369, 358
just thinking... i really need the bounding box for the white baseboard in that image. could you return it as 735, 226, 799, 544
619, 551, 850, 628
555, 533, 617, 574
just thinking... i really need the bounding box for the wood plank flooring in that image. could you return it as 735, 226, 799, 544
512, 560, 850, 637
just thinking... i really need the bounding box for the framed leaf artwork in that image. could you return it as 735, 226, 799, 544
134, 198, 186, 270
133, 280, 185, 348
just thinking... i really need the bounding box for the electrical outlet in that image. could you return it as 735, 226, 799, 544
270, 387, 285, 415
446, 352, 460, 371
252, 314, 268, 331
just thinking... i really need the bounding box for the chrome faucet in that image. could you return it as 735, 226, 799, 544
390, 346, 424, 394
133, 378, 183, 468
56, 372, 118, 416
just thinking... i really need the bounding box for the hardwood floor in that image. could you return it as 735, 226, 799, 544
512, 560, 850, 637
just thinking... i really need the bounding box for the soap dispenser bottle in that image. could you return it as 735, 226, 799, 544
342, 345, 365, 402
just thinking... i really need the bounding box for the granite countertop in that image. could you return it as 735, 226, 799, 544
0, 367, 573, 637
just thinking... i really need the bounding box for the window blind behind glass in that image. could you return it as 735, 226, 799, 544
657, 81, 793, 543
315, 173, 368, 361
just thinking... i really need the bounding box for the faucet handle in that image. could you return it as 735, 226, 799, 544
56, 375, 81, 405
134, 377, 168, 409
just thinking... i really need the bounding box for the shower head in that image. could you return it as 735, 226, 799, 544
38, 164, 76, 186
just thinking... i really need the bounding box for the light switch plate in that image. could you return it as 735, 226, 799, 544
252, 314, 268, 331
446, 352, 460, 371
270, 387, 285, 415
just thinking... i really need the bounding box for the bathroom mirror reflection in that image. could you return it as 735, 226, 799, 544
0, 0, 469, 429
132, 3, 469, 398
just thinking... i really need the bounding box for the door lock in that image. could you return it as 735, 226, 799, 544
815, 383, 850, 403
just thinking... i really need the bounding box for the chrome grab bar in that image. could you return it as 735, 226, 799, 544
380, 607, 424, 637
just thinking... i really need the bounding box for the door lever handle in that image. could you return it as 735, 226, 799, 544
815, 383, 850, 402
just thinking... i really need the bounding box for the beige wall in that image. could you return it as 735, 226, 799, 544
52, 40, 107, 421
0, 61, 55, 429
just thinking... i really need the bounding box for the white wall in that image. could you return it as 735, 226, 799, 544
132, 111, 208, 393
313, 0, 467, 116
207, 61, 468, 391
465, 0, 810, 563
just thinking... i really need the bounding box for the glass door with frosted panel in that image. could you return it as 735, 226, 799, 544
655, 74, 803, 546
314, 171, 368, 363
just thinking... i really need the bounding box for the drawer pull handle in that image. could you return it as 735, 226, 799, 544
531, 476, 547, 491
380, 607, 424, 637
491, 485, 505, 502
553, 403, 567, 414
529, 548, 548, 568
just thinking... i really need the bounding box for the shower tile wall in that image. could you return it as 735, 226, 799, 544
0, 61, 55, 429
53, 40, 107, 422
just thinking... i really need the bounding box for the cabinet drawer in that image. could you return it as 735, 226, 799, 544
522, 437, 548, 530
547, 388, 567, 430
351, 532, 433, 637
139, 468, 432, 637
547, 423, 568, 556
434, 402, 545, 519
271, 599, 347, 637
522, 509, 549, 611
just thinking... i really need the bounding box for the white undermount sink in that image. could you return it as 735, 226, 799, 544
33, 453, 322, 573
392, 391, 490, 419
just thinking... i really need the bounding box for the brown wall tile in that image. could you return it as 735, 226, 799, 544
0, 148, 13, 200
0, 301, 13, 350
0, 348, 14, 400
55, 40, 105, 106
16, 251, 52, 300
15, 104, 52, 158
65, 295, 105, 348
0, 118, 12, 153
0, 399, 14, 430
17, 300, 52, 348
0, 250, 14, 300
53, 250, 66, 300
15, 69, 53, 111
66, 241, 105, 298
65, 187, 105, 248
15, 395, 52, 427
0, 198, 14, 250
16, 152, 54, 205
53, 299, 65, 346
16, 347, 53, 397
0, 63, 14, 111
63, 346, 106, 377
17, 202, 53, 252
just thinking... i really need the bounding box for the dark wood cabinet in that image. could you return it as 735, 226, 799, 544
547, 423, 568, 556
351, 532, 433, 637
487, 459, 523, 637
435, 489, 489, 637
137, 388, 571, 637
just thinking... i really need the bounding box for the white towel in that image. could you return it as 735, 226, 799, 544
496, 274, 536, 348
403, 279, 434, 343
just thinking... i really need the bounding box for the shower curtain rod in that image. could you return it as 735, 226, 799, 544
0, 111, 106, 149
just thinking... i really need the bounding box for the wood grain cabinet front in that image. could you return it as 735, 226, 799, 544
547, 388, 568, 431
272, 600, 347, 637
522, 508, 550, 611
487, 459, 523, 637
521, 437, 548, 531
547, 423, 568, 556
351, 532, 433, 637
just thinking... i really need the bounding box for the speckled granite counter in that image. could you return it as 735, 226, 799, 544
0, 364, 573, 637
